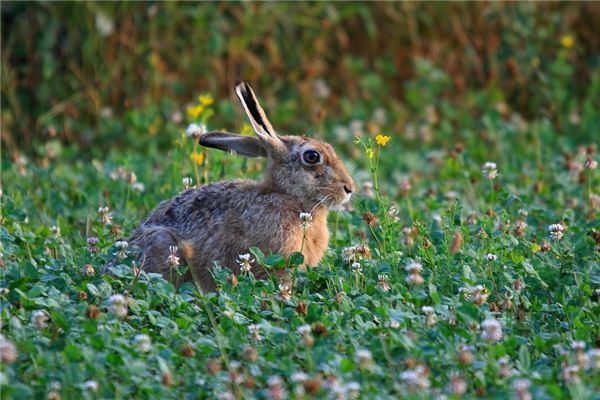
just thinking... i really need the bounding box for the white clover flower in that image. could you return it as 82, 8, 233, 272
341, 244, 371, 263
572, 341, 586, 351
297, 324, 312, 336
134, 334, 152, 353
355, 349, 373, 368
248, 324, 262, 341
182, 177, 193, 190
482, 162, 498, 180
548, 223, 565, 240
83, 380, 99, 392
95, 12, 114, 37
351, 262, 363, 275
186, 123, 207, 139
237, 253, 254, 273
587, 349, 600, 370
291, 371, 309, 382
50, 225, 60, 237
405, 260, 423, 273
378, 274, 391, 292
108, 294, 128, 318
512, 378, 531, 400
31, 310, 49, 329
561, 365, 580, 384
346, 381, 361, 398
400, 366, 430, 391
422, 306, 437, 326
131, 182, 145, 192
481, 318, 503, 343
300, 212, 313, 229
485, 253, 498, 261
167, 245, 179, 268
115, 240, 129, 260
585, 158, 598, 170
98, 206, 113, 225
0, 335, 17, 364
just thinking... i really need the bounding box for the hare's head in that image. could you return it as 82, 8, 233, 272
200, 80, 355, 207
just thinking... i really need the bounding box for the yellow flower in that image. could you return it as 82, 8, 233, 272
241, 123, 254, 136
531, 243, 541, 253
190, 152, 204, 165
186, 104, 204, 119
198, 94, 214, 106
366, 148, 375, 159
560, 35, 574, 49
376, 134, 391, 146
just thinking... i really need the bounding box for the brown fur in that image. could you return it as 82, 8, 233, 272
107, 81, 355, 291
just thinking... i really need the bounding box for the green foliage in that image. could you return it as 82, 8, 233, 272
1, 2, 600, 399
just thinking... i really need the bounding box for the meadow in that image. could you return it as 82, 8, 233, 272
1, 3, 600, 399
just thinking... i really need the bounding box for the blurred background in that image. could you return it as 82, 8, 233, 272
1, 2, 599, 162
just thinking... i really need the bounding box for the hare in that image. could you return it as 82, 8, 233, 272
122, 80, 355, 291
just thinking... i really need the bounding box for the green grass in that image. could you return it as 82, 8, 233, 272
2, 82, 600, 399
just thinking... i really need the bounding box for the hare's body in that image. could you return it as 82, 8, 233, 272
129, 180, 329, 291
110, 80, 354, 291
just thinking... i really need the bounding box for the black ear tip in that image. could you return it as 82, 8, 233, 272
234, 79, 247, 90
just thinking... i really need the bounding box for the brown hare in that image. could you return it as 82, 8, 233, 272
119, 80, 355, 291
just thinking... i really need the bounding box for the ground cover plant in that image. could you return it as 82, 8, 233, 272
2, 3, 600, 399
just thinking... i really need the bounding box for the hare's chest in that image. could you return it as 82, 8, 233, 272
280, 209, 329, 267
302, 221, 330, 266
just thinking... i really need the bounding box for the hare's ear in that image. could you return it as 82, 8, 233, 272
199, 131, 267, 158
234, 80, 285, 152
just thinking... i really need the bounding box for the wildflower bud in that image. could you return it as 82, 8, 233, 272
243, 346, 258, 362
227, 274, 238, 287
295, 301, 308, 315
161, 371, 173, 386
313, 322, 327, 337
541, 240, 551, 252
458, 345, 473, 365
513, 279, 525, 291
449, 372, 467, 396
0, 335, 18, 364
86, 305, 101, 319
362, 211, 377, 226
422, 236, 432, 249
78, 291, 88, 301
181, 342, 194, 357
450, 232, 462, 254
498, 356, 512, 378
82, 264, 95, 276
87, 236, 100, 254
585, 158, 598, 170
399, 180, 411, 195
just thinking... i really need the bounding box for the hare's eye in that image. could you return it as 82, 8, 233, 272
302, 150, 321, 165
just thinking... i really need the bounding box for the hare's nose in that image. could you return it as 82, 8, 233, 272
343, 185, 353, 194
